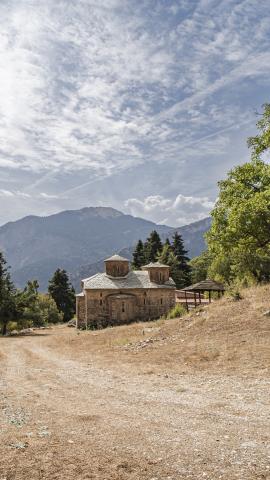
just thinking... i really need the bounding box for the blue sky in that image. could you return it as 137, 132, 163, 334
0, 0, 269, 226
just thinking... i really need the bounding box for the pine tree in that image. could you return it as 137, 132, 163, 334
171, 232, 191, 287
48, 269, 75, 322
144, 230, 163, 263
132, 239, 145, 269
0, 252, 17, 335
164, 238, 171, 248
157, 243, 171, 265
157, 246, 188, 289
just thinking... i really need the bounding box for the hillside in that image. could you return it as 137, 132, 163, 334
72, 217, 211, 290
0, 285, 269, 480
0, 207, 210, 290
48, 284, 270, 373
0, 207, 171, 290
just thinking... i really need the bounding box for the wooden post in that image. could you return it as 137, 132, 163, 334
185, 290, 189, 312
199, 291, 202, 304
194, 292, 197, 308
209, 290, 211, 303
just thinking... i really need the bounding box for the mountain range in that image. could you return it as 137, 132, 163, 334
0, 207, 211, 291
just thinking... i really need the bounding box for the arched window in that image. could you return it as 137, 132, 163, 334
122, 302, 125, 313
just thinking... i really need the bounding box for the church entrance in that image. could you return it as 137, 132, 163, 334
108, 294, 136, 324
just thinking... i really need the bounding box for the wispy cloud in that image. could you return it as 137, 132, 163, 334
0, 0, 269, 225
125, 193, 215, 226
0, 0, 269, 176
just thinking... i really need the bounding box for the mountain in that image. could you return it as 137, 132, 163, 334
0, 207, 171, 290
0, 207, 211, 291
72, 217, 211, 291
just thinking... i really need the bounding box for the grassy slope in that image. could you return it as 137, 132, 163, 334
49, 284, 270, 375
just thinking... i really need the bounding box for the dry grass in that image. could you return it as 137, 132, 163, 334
45, 284, 270, 375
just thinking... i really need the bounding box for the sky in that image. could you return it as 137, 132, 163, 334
0, 0, 270, 227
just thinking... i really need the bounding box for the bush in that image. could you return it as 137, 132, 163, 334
166, 304, 187, 319
38, 294, 63, 324
7, 321, 19, 332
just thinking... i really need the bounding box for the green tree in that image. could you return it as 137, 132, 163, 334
16, 280, 43, 328
38, 294, 63, 324
206, 104, 270, 284
132, 239, 145, 269
248, 103, 270, 159
48, 269, 75, 322
0, 252, 17, 335
144, 230, 163, 263
171, 232, 191, 286
16, 281, 63, 329
189, 251, 212, 284
164, 238, 171, 248
206, 158, 270, 283
157, 245, 188, 289
157, 243, 171, 265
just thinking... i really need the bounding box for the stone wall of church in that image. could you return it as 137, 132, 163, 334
76, 295, 86, 328
76, 288, 175, 329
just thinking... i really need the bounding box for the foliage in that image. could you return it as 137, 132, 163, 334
131, 239, 145, 269
48, 269, 75, 322
171, 232, 191, 286
206, 157, 270, 283
16, 280, 43, 327
38, 294, 64, 324
157, 243, 171, 264
189, 251, 212, 283
156, 233, 191, 288
247, 103, 270, 160
166, 304, 186, 319
15, 280, 63, 328
205, 105, 270, 284
143, 230, 163, 263
6, 321, 19, 332
0, 252, 17, 335
132, 230, 191, 288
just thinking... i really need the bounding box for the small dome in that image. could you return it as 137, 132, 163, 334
142, 261, 169, 268
105, 254, 129, 262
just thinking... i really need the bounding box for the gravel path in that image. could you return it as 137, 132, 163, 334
0, 329, 269, 479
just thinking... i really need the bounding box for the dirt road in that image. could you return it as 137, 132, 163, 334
0, 290, 270, 479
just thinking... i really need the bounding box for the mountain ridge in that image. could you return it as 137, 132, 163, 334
0, 206, 211, 291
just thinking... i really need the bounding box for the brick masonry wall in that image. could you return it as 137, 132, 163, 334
77, 288, 175, 329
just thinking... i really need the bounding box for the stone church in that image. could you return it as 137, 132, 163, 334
76, 254, 176, 329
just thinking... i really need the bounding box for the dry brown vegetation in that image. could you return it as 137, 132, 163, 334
0, 285, 269, 479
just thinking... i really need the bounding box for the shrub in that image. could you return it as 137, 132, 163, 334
166, 304, 187, 319
226, 284, 243, 301
38, 294, 63, 324
7, 321, 18, 332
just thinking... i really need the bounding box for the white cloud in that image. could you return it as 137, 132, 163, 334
39, 192, 59, 199
0, 0, 269, 179
0, 189, 31, 198
0, 189, 58, 200
0, 0, 269, 226
125, 194, 215, 226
